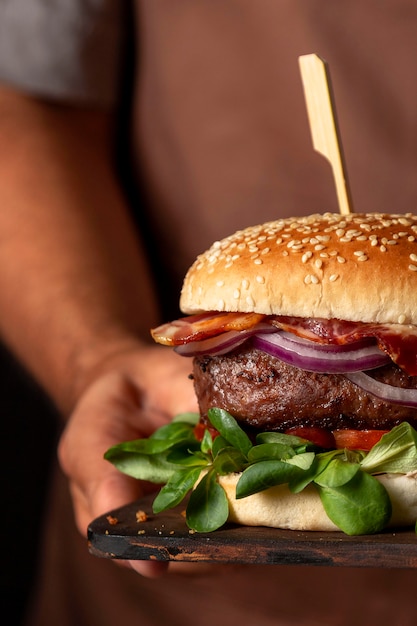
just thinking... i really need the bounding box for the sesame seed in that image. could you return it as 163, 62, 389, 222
371, 239, 378, 247
357, 255, 368, 261
329, 274, 339, 282
301, 251, 313, 263
337, 256, 346, 263
242, 279, 250, 289
410, 254, 417, 262
315, 244, 326, 251
246, 295, 255, 307
304, 275, 312, 284
409, 264, 417, 272
354, 251, 365, 256
398, 314, 406, 324
311, 275, 319, 284
217, 299, 225, 309
233, 289, 240, 299
315, 259, 323, 269
216, 280, 224, 287
380, 245, 387, 252
256, 275, 265, 284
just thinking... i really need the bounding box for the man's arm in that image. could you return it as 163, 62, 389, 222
0, 84, 197, 577
0, 84, 158, 412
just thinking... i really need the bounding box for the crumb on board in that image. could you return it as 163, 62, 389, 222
135, 509, 148, 523
106, 515, 118, 526
137, 529, 145, 535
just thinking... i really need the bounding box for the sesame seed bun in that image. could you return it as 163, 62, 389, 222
218, 471, 417, 531
180, 213, 417, 325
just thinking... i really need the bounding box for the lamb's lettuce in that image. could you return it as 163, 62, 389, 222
104, 409, 417, 535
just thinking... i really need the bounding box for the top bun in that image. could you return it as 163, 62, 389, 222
180, 213, 417, 325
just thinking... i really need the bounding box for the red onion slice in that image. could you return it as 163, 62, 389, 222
252, 332, 390, 373
345, 372, 417, 408
174, 323, 276, 357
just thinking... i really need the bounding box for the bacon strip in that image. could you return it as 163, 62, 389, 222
151, 312, 267, 345
151, 312, 417, 376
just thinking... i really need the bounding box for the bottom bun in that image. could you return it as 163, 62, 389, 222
218, 472, 417, 532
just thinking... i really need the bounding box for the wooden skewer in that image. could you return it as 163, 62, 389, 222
298, 53, 354, 215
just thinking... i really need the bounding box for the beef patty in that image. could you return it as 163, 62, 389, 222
192, 345, 417, 432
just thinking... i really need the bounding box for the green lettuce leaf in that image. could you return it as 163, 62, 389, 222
104, 410, 417, 535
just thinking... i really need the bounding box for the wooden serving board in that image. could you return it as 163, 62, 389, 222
88, 494, 417, 568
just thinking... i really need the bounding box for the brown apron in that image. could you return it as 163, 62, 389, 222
27, 2, 417, 624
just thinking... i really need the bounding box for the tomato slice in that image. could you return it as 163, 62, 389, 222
333, 429, 389, 451
193, 422, 220, 442
195, 421, 389, 452
284, 426, 336, 449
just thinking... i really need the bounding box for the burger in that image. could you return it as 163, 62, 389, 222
106, 212, 417, 535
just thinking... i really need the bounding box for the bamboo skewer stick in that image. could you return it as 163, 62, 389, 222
298, 53, 354, 215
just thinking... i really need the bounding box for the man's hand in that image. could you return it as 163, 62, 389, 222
58, 344, 198, 578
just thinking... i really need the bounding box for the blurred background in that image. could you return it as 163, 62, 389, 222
1, 345, 59, 626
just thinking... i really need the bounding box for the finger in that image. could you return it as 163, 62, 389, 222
128, 559, 169, 577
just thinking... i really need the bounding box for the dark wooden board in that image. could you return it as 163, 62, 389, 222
88, 494, 417, 568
